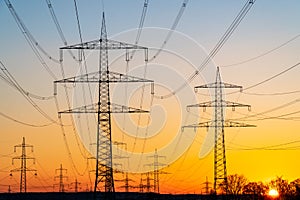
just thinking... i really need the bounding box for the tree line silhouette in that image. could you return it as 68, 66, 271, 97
218, 174, 300, 200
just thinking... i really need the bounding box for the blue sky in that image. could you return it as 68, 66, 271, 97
1, 0, 300, 193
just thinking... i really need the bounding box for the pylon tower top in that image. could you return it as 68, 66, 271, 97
55, 12, 153, 200
183, 67, 255, 194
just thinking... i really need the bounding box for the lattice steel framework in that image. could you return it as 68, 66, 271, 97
10, 137, 36, 193
145, 149, 167, 193
55, 13, 153, 199
54, 164, 68, 192
183, 67, 255, 193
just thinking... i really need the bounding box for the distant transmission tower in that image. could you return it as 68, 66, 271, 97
145, 149, 167, 194
70, 179, 81, 192
202, 176, 212, 194
55, 12, 153, 199
183, 67, 255, 193
54, 164, 68, 192
142, 172, 153, 193
10, 137, 37, 193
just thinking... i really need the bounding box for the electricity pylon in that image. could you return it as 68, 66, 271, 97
145, 149, 167, 194
183, 67, 255, 193
202, 176, 212, 194
70, 179, 81, 192
54, 164, 68, 192
55, 12, 153, 199
10, 137, 37, 193
142, 172, 153, 193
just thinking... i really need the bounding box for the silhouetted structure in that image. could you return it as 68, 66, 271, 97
70, 179, 81, 193
54, 164, 68, 192
10, 137, 37, 193
183, 67, 255, 193
145, 149, 168, 194
55, 12, 153, 199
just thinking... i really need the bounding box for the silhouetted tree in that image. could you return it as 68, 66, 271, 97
289, 178, 300, 198
220, 174, 248, 195
269, 176, 292, 199
243, 181, 267, 196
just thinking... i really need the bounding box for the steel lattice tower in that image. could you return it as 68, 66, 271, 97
54, 164, 68, 192
55, 13, 153, 199
145, 149, 167, 194
183, 67, 255, 193
10, 137, 37, 193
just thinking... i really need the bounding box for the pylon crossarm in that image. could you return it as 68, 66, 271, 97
182, 121, 211, 130
187, 100, 251, 109
60, 39, 147, 50
10, 168, 36, 172
109, 71, 153, 83
58, 103, 149, 115
194, 82, 242, 92
187, 101, 214, 109
182, 120, 255, 130
111, 103, 149, 113
10, 168, 21, 172
113, 155, 129, 159
54, 71, 153, 84
223, 101, 251, 110
223, 121, 256, 127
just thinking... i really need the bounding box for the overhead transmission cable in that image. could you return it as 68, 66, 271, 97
227, 61, 300, 95
0, 112, 54, 128
228, 140, 300, 151
236, 109, 300, 122
5, 0, 60, 64
221, 33, 300, 67
45, 0, 79, 61
0, 69, 54, 101
4, 0, 58, 80
49, 0, 95, 177
72, 0, 95, 150
153, 0, 255, 99
233, 98, 300, 121
54, 95, 89, 177
149, 0, 189, 62
242, 90, 300, 96
130, 0, 149, 59
0, 61, 60, 125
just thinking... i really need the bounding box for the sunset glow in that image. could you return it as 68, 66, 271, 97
0, 0, 300, 197
268, 189, 279, 198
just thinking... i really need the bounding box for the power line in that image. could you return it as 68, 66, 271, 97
149, 0, 189, 62
0, 69, 54, 101
242, 90, 300, 96
237, 109, 300, 122
228, 140, 300, 151
233, 98, 300, 121
0, 112, 54, 128
0, 61, 59, 124
221, 33, 300, 67
130, 0, 149, 59
237, 62, 300, 93
218, 61, 300, 96
153, 0, 256, 99
45, 0, 78, 61
4, 0, 59, 80
72, 0, 96, 147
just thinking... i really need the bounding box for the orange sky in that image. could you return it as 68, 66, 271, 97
1, 0, 300, 194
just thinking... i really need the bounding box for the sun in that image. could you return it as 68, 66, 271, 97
268, 189, 279, 198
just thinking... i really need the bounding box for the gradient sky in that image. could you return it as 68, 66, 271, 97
0, 0, 300, 194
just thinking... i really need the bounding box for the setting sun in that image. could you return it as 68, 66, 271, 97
268, 189, 279, 198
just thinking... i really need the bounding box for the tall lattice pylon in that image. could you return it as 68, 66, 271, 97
10, 137, 37, 193
55, 13, 153, 199
145, 149, 168, 194
54, 164, 68, 192
183, 67, 255, 193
